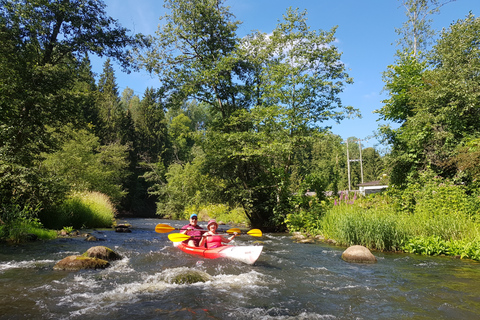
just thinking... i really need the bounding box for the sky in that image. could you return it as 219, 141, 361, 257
91, 0, 479, 149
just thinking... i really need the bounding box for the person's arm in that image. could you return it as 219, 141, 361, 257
180, 225, 192, 234
221, 232, 237, 244
199, 232, 209, 247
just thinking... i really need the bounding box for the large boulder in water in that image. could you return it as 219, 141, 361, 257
341, 245, 377, 264
53, 255, 110, 271
83, 246, 122, 261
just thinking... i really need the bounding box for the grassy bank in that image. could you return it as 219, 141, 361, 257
39, 191, 116, 230
285, 179, 480, 261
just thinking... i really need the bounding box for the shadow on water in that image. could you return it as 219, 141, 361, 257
1, 217, 480, 319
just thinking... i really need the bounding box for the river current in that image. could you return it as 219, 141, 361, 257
1, 218, 479, 319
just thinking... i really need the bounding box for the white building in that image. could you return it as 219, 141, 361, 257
358, 180, 388, 196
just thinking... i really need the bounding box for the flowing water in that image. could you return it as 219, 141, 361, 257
1, 218, 480, 319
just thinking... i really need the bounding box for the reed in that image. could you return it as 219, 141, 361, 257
320, 193, 480, 260
40, 191, 115, 229
321, 205, 407, 251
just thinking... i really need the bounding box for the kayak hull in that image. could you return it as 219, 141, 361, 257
173, 242, 263, 265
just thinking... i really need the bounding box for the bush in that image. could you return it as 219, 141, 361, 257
0, 204, 56, 242
40, 191, 115, 229
402, 236, 480, 261
184, 204, 248, 226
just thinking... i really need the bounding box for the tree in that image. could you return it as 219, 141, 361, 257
362, 147, 385, 182
202, 8, 356, 228
137, 0, 246, 121
379, 13, 480, 185
396, 0, 456, 58
41, 125, 130, 205
0, 0, 141, 164
133, 88, 168, 163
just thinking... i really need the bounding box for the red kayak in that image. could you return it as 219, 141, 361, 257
173, 242, 263, 265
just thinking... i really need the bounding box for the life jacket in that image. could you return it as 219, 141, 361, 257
180, 224, 203, 246
206, 235, 223, 249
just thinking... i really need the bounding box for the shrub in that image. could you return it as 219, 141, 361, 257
40, 191, 115, 229
184, 204, 248, 225
0, 203, 56, 242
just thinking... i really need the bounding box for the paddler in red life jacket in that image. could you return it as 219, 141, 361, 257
199, 219, 237, 249
180, 214, 203, 247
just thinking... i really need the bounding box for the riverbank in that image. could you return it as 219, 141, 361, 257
285, 178, 480, 262
2, 218, 480, 319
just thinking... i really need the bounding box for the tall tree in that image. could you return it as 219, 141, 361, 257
379, 13, 480, 185
97, 58, 125, 144
0, 0, 141, 164
396, 0, 456, 58
137, 0, 247, 121
203, 8, 356, 227
134, 88, 168, 163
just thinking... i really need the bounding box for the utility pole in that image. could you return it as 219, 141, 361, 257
358, 139, 364, 184
346, 139, 351, 191
345, 138, 364, 191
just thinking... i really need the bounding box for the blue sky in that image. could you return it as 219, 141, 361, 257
91, 0, 479, 149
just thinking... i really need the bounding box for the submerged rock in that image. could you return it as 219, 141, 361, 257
83, 246, 122, 261
164, 267, 212, 284
341, 245, 377, 264
297, 238, 315, 244
115, 224, 132, 233
53, 255, 110, 271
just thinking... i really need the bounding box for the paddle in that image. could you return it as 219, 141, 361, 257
155, 223, 242, 234
167, 229, 263, 242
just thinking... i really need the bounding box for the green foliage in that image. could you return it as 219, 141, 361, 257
137, 0, 243, 121
379, 14, 480, 185
185, 204, 248, 226
284, 191, 329, 234
402, 236, 480, 261
321, 204, 407, 251
40, 191, 115, 230
395, 0, 450, 58
314, 176, 480, 260
386, 171, 480, 221
0, 202, 56, 242
41, 125, 130, 205
0, 160, 67, 213
150, 151, 225, 219
138, 2, 358, 228
0, 0, 141, 164
169, 113, 194, 163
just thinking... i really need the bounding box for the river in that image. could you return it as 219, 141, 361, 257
1, 218, 479, 319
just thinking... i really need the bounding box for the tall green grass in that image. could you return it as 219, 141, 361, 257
319, 191, 480, 260
321, 205, 407, 251
40, 191, 116, 229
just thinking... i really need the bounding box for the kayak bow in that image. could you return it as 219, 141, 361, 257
173, 242, 263, 265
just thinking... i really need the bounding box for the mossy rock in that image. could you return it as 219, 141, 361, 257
164, 268, 212, 284
53, 255, 110, 271
83, 246, 122, 261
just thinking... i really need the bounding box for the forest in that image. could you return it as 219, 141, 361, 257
1, 0, 480, 260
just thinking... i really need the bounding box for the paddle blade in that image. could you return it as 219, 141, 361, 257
155, 224, 176, 233
168, 233, 191, 242
226, 228, 241, 234
247, 229, 263, 237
